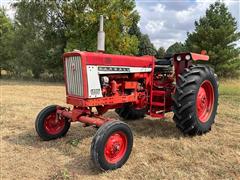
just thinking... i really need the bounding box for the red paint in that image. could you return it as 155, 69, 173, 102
57, 107, 108, 127
78, 116, 107, 127
60, 50, 212, 127
191, 53, 209, 61
67, 94, 138, 107
111, 80, 118, 95
64, 51, 154, 67
43, 112, 65, 135
196, 80, 214, 123
104, 131, 128, 164
124, 81, 138, 89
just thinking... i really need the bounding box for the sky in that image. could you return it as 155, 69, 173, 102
135, 0, 240, 49
1, 0, 239, 49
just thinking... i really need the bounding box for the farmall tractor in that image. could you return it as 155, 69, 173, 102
35, 16, 218, 170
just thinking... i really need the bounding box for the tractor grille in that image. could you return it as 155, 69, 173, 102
65, 56, 83, 96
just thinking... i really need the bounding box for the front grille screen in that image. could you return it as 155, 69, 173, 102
65, 56, 83, 96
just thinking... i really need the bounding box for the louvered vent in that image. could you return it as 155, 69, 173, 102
65, 56, 83, 96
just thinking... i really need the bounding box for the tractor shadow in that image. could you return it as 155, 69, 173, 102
3, 112, 184, 177
3, 123, 102, 177
103, 111, 184, 139
2, 123, 96, 157
128, 118, 184, 139
4, 112, 182, 150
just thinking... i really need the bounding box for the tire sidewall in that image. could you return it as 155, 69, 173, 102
93, 122, 133, 170
193, 69, 218, 131
35, 105, 70, 140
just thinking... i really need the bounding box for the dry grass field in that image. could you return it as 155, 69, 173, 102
1, 79, 240, 180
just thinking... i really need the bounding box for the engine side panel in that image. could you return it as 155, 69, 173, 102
86, 65, 152, 98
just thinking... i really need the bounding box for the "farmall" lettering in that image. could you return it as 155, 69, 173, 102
98, 67, 130, 72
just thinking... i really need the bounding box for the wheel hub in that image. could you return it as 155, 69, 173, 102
104, 131, 127, 163
196, 80, 214, 123
44, 113, 65, 135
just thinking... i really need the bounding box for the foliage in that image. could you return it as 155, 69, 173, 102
12, 1, 66, 79
156, 47, 166, 58
138, 34, 157, 56
64, 0, 139, 55
129, 16, 156, 56
166, 42, 186, 55
185, 1, 240, 77
0, 0, 140, 79
0, 8, 14, 76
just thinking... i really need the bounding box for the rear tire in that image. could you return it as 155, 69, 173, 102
172, 65, 218, 135
91, 121, 133, 171
115, 104, 146, 120
35, 105, 71, 141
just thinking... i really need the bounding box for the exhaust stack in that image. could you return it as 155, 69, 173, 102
97, 15, 105, 52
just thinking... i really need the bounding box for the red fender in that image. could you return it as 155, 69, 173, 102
190, 53, 209, 61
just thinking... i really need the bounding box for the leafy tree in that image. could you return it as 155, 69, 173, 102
11, 0, 141, 79
166, 42, 186, 55
0, 8, 14, 76
64, 0, 139, 55
129, 16, 156, 56
156, 47, 166, 58
13, 1, 66, 79
138, 34, 157, 56
128, 15, 141, 39
185, 1, 240, 77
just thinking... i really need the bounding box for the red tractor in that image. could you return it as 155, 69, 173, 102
35, 16, 218, 170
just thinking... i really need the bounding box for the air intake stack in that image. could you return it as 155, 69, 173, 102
97, 15, 105, 52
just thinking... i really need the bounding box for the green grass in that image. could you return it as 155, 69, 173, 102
1, 79, 240, 179
219, 79, 240, 96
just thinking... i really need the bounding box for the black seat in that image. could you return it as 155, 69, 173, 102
155, 58, 173, 66
154, 55, 173, 74
155, 54, 173, 66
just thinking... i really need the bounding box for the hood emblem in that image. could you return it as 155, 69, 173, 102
71, 63, 76, 72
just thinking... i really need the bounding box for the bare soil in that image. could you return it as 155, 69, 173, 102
1, 80, 239, 180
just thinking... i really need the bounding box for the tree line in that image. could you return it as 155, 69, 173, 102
0, 0, 239, 80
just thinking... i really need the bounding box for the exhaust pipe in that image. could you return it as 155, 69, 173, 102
97, 15, 105, 52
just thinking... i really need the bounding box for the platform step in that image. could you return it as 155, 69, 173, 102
151, 102, 165, 107
152, 90, 166, 96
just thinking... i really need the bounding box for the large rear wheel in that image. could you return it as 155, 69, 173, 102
172, 65, 218, 135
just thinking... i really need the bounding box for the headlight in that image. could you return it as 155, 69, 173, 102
185, 54, 191, 60
176, 55, 181, 61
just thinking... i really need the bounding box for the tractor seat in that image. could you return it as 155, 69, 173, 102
155, 58, 173, 66
154, 55, 173, 74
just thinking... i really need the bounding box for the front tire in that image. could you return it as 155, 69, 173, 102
35, 105, 71, 141
91, 121, 133, 170
172, 65, 218, 135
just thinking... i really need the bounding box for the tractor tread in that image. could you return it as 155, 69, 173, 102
91, 120, 133, 170
178, 90, 195, 101
180, 79, 196, 88
183, 70, 201, 78
179, 101, 194, 114
172, 65, 218, 135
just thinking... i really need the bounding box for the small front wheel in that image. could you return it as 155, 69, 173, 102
91, 121, 133, 171
35, 105, 71, 141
